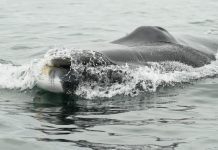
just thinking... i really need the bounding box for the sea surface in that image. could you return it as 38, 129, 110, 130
1, 0, 218, 149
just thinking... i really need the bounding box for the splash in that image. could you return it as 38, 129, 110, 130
1, 48, 218, 99
73, 61, 214, 99
44, 48, 218, 99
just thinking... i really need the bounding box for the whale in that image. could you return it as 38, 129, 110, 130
36, 26, 217, 93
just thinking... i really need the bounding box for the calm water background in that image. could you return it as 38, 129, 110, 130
1, 0, 218, 149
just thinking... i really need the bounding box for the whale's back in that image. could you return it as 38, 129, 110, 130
112, 26, 178, 46
100, 43, 215, 68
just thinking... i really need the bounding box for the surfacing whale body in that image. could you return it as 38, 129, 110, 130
36, 26, 217, 94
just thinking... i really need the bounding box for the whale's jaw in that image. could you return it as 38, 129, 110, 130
36, 65, 66, 93
36, 57, 72, 93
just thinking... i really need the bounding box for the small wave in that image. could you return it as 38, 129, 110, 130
0, 61, 35, 90
206, 29, 218, 35
189, 19, 214, 25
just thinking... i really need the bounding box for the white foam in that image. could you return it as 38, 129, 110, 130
0, 48, 71, 91
0, 62, 36, 90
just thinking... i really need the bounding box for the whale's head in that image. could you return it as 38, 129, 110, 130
37, 50, 114, 94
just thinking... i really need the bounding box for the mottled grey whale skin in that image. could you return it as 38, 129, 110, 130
98, 26, 215, 68
112, 26, 178, 46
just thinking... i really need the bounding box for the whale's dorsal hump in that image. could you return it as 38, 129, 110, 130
112, 26, 178, 46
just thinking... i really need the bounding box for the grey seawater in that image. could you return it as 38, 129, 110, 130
1, 0, 218, 149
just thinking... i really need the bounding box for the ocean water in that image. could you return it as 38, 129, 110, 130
1, 0, 218, 149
